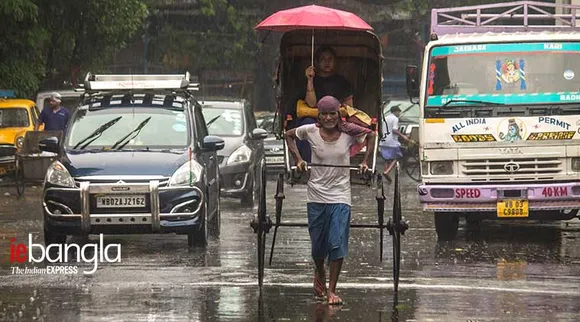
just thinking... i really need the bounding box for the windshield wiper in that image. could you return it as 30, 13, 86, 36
111, 117, 152, 150
206, 115, 221, 126
442, 99, 505, 107
73, 116, 122, 150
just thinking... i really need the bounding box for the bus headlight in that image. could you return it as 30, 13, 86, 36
430, 161, 453, 175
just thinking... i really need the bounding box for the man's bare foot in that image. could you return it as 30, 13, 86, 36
327, 292, 343, 305
314, 274, 327, 298
383, 171, 392, 183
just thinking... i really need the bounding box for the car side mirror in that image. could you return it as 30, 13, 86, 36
39, 137, 59, 154
202, 135, 225, 151
250, 128, 268, 140
406, 65, 420, 101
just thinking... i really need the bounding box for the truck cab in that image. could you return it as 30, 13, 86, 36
407, 1, 580, 240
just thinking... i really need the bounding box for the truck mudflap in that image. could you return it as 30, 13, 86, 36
418, 182, 580, 213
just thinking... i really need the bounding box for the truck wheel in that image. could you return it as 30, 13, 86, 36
465, 216, 482, 228
434, 212, 459, 241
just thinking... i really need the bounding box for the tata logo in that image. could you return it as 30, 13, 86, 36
270, 147, 281, 153
111, 186, 130, 192
504, 162, 520, 173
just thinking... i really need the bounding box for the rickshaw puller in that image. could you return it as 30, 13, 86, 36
285, 95, 377, 305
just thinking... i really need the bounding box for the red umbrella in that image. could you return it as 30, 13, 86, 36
255, 5, 373, 64
255, 5, 373, 32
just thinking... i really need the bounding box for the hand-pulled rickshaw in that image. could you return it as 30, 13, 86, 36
0, 132, 61, 197
250, 5, 409, 297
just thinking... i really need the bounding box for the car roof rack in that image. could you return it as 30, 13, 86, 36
81, 72, 199, 94
431, 1, 580, 36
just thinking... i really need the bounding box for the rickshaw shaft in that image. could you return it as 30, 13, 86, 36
273, 222, 387, 228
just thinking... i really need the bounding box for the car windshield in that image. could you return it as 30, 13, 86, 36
66, 107, 189, 149
202, 107, 243, 136
426, 42, 580, 115
257, 114, 275, 131
0, 108, 29, 128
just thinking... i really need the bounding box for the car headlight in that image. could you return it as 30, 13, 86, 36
227, 145, 251, 165
46, 161, 75, 187
15, 136, 24, 149
169, 160, 204, 186
430, 161, 454, 175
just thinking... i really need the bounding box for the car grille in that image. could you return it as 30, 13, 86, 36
461, 158, 563, 181
74, 177, 170, 188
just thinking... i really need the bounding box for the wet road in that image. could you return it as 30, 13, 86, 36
0, 175, 580, 321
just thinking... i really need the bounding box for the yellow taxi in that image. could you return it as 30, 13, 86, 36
0, 91, 43, 175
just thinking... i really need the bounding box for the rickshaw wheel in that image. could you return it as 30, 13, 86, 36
392, 162, 403, 294
257, 163, 267, 288
15, 159, 24, 197
404, 145, 421, 182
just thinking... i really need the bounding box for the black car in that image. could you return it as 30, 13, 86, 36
201, 99, 267, 207
256, 112, 284, 174
40, 73, 224, 247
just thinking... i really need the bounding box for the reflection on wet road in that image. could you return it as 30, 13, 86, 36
0, 176, 579, 321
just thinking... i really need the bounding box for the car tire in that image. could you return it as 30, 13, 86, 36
189, 203, 208, 247
209, 189, 221, 238
44, 227, 67, 246
241, 179, 255, 208
434, 212, 459, 241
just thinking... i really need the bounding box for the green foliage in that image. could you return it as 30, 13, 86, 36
39, 0, 147, 86
150, 0, 263, 73
0, 0, 47, 97
0, 0, 147, 97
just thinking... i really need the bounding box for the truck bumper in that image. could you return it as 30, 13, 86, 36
418, 182, 580, 213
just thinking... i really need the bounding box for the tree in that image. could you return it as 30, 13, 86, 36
38, 0, 147, 88
149, 0, 264, 72
0, 0, 48, 97
0, 0, 147, 97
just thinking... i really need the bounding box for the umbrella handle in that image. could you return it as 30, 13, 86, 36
311, 30, 314, 67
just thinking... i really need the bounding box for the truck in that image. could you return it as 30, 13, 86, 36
405, 1, 580, 240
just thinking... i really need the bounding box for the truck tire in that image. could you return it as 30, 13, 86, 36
434, 212, 459, 241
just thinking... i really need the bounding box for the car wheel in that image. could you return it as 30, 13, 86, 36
189, 202, 208, 247
44, 226, 67, 246
241, 179, 255, 208
209, 188, 221, 238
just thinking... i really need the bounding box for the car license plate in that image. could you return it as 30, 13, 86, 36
266, 156, 284, 163
96, 195, 146, 208
497, 199, 528, 218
